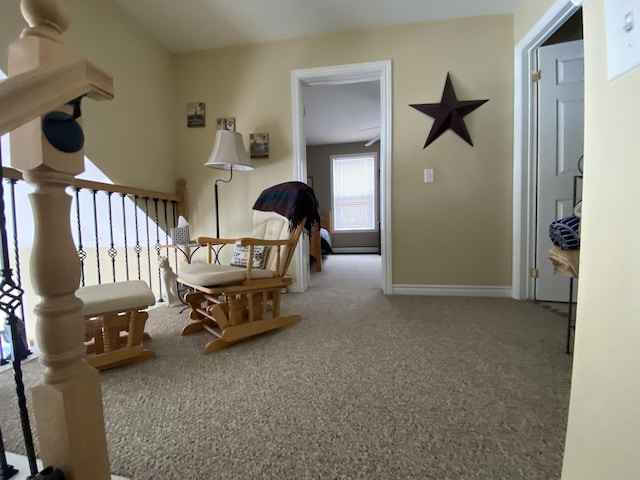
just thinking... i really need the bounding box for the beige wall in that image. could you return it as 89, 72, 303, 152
559, 0, 640, 478
513, 0, 556, 44
0, 3, 23, 70
515, 0, 640, 477
3, 7, 514, 288
0, 0, 177, 193
175, 15, 514, 287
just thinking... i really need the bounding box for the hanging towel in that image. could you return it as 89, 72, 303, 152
548, 246, 580, 278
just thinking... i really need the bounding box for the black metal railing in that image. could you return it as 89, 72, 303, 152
0, 161, 37, 476
1, 168, 186, 303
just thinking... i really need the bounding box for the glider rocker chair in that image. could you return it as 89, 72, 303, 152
177, 181, 319, 355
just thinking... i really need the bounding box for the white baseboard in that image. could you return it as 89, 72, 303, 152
392, 284, 512, 297
331, 247, 379, 254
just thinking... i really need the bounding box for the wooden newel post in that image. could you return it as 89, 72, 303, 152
25, 172, 110, 479
6, 0, 113, 478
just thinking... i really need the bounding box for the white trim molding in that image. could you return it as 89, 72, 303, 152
392, 284, 512, 297
512, 0, 582, 300
291, 60, 393, 294
331, 247, 380, 254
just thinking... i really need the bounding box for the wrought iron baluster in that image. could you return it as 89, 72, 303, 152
162, 199, 169, 259
153, 198, 163, 302
0, 153, 16, 476
74, 187, 86, 286
121, 193, 129, 281
0, 171, 38, 477
0, 332, 6, 367
133, 195, 142, 280
171, 201, 179, 271
144, 198, 153, 292
106, 192, 117, 282
8, 178, 28, 350
91, 189, 101, 284
0, 424, 18, 478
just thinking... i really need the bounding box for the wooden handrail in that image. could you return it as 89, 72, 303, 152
0, 56, 113, 137
2, 166, 183, 203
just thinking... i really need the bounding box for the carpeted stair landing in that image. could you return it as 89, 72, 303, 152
0, 255, 572, 479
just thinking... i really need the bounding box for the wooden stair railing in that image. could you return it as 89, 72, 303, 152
2, 167, 185, 203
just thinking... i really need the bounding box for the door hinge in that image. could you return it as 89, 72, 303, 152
532, 70, 541, 82
530, 268, 539, 278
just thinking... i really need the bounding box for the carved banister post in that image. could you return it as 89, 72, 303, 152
7, 0, 111, 478
175, 178, 188, 221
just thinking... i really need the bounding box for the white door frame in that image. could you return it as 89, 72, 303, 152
291, 60, 392, 294
512, 0, 583, 299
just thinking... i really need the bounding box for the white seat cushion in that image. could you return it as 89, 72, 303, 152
178, 263, 275, 287
77, 280, 156, 317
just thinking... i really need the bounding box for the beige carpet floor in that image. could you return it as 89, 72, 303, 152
0, 254, 573, 479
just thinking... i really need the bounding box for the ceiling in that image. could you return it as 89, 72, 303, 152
303, 81, 381, 146
112, 0, 523, 146
113, 0, 523, 53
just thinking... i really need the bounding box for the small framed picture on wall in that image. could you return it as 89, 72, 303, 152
250, 133, 269, 159
216, 117, 236, 131
186, 102, 205, 127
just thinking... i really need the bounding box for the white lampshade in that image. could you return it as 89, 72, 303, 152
204, 130, 253, 171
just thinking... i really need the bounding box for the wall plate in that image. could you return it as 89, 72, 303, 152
606, 0, 640, 80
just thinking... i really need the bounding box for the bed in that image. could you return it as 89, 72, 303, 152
310, 212, 333, 272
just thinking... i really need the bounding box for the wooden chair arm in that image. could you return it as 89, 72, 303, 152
196, 236, 238, 246
196, 237, 239, 264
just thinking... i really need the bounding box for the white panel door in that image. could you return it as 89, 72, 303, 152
535, 40, 584, 302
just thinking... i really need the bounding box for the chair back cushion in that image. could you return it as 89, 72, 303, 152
252, 210, 293, 272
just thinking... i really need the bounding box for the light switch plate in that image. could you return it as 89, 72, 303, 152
606, 0, 640, 80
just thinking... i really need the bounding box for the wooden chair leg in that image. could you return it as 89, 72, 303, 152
247, 293, 264, 321
227, 295, 247, 326
85, 308, 155, 371
127, 310, 148, 347
271, 290, 281, 318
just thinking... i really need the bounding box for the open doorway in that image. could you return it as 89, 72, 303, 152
304, 81, 381, 257
512, 1, 584, 301
291, 61, 392, 294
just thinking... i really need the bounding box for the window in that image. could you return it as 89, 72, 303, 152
331, 153, 377, 231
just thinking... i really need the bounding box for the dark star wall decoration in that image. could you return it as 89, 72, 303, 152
410, 73, 489, 148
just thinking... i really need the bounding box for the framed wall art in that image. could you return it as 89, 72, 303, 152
216, 117, 236, 131
186, 102, 205, 127
250, 133, 269, 159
